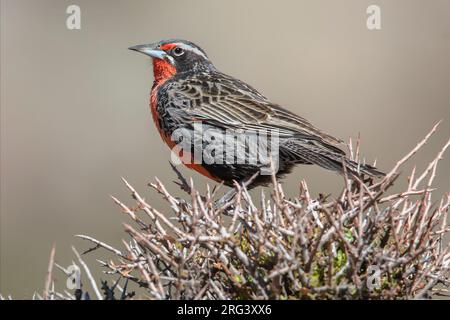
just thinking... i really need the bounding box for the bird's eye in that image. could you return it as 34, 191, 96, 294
173, 47, 185, 56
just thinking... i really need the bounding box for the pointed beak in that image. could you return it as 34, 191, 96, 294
128, 44, 167, 60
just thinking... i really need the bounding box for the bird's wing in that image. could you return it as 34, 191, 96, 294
164, 72, 345, 153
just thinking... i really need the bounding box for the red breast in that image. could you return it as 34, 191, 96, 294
150, 59, 221, 182
150, 58, 175, 141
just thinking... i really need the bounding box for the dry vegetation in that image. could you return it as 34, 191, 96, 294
2, 123, 448, 300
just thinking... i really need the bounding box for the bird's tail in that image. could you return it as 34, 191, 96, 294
283, 140, 385, 179
318, 155, 386, 179
342, 158, 386, 178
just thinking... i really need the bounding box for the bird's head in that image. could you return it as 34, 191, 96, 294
129, 39, 214, 83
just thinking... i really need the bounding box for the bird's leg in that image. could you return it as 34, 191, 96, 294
168, 162, 209, 211
169, 161, 192, 194
215, 188, 238, 210
214, 171, 260, 211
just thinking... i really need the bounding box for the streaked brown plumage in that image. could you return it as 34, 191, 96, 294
129, 39, 385, 187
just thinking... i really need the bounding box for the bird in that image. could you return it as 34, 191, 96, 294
129, 39, 384, 188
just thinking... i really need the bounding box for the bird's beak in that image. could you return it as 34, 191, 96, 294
128, 44, 167, 60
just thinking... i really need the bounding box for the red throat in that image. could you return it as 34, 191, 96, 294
152, 58, 176, 83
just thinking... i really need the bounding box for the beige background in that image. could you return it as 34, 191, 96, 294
1, 0, 449, 298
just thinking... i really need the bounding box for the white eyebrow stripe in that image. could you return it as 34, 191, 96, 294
172, 42, 208, 59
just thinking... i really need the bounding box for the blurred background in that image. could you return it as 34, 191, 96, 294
1, 0, 449, 298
